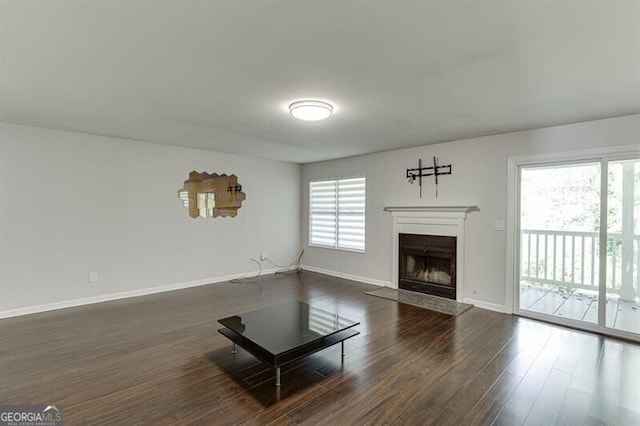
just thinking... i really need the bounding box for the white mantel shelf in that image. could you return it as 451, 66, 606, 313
383, 206, 479, 214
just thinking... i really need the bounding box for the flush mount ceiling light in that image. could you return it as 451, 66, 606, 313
289, 100, 333, 121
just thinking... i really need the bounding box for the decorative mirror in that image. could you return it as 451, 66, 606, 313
178, 171, 246, 218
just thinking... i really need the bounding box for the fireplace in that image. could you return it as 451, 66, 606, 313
399, 233, 456, 299
385, 205, 478, 302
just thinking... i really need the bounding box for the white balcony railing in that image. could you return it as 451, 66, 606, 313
521, 229, 639, 299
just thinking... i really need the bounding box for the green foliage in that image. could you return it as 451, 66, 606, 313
521, 160, 639, 233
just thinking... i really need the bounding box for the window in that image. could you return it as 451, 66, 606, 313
309, 177, 366, 252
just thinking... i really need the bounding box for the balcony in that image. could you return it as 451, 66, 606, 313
520, 229, 639, 334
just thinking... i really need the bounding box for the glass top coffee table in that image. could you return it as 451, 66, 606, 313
218, 300, 360, 386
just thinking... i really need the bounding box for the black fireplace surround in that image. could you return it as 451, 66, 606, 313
399, 233, 457, 299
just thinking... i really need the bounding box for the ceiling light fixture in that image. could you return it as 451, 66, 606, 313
289, 100, 333, 121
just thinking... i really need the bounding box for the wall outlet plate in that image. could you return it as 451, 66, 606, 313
88, 272, 98, 283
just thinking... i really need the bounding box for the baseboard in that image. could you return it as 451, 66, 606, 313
0, 268, 284, 319
463, 297, 508, 313
301, 266, 510, 313
301, 265, 391, 287
1, 267, 504, 319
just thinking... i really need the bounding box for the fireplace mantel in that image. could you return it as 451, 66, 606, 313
384, 205, 478, 301
383, 206, 479, 214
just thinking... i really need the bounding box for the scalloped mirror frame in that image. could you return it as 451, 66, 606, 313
178, 171, 246, 218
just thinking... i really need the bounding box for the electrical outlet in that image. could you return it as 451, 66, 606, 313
260, 254, 266, 261
89, 272, 98, 283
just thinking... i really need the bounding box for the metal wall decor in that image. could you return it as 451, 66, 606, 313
406, 157, 452, 198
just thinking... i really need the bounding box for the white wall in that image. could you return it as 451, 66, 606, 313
0, 122, 301, 314
301, 114, 640, 311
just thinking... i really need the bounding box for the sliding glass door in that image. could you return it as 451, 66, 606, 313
605, 159, 639, 334
516, 155, 639, 339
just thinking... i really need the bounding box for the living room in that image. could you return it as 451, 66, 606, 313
1, 2, 639, 425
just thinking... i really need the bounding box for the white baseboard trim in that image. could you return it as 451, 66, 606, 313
1, 267, 506, 319
0, 268, 283, 319
301, 265, 391, 288
463, 297, 508, 313
301, 266, 509, 313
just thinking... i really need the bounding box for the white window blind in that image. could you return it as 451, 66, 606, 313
309, 177, 365, 252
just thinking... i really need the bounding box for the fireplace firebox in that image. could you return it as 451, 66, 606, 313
399, 233, 456, 299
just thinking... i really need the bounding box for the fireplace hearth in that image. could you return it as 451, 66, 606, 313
399, 233, 456, 299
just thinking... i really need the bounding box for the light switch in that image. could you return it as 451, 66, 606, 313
494, 220, 505, 231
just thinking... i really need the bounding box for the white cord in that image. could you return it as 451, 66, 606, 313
263, 250, 304, 274
230, 257, 262, 283
230, 250, 303, 283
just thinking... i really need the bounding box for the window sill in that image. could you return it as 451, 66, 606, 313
308, 244, 365, 254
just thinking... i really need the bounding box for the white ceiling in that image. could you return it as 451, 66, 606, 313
1, 1, 639, 163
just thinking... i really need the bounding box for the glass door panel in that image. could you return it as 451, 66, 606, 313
605, 159, 640, 334
519, 162, 601, 324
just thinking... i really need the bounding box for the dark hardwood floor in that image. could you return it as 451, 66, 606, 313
1, 271, 639, 425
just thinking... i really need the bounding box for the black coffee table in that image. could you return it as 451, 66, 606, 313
218, 301, 360, 386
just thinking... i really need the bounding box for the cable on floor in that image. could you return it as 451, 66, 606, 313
229, 257, 262, 283
263, 249, 304, 275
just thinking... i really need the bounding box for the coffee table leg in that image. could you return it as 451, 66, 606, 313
341, 341, 345, 357
275, 367, 281, 387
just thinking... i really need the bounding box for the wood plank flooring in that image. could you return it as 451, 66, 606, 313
1, 271, 639, 425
